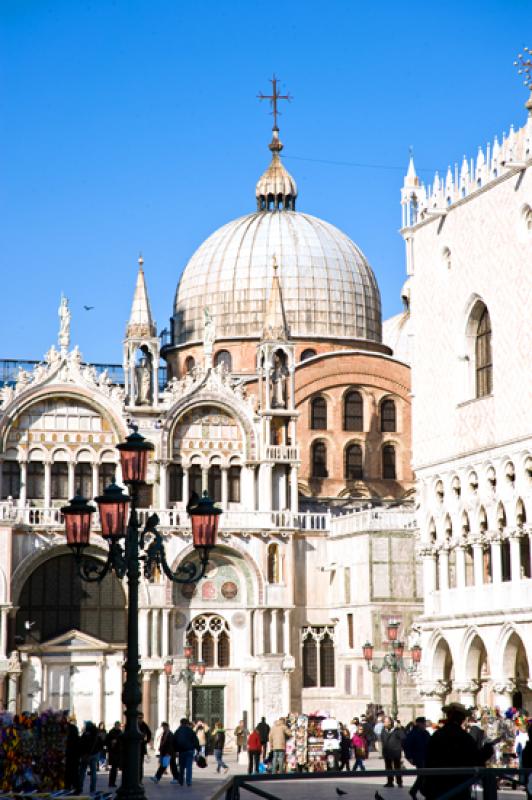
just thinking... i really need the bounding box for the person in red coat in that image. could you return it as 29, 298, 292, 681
247, 727, 262, 774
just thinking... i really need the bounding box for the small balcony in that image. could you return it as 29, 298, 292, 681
264, 445, 300, 462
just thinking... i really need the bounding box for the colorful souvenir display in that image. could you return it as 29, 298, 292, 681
0, 710, 68, 791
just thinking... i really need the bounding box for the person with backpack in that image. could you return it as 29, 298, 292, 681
173, 718, 200, 787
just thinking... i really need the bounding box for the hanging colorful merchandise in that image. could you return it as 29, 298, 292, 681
0, 710, 69, 792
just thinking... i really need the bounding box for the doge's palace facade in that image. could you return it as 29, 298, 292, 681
0, 121, 422, 730
402, 90, 532, 719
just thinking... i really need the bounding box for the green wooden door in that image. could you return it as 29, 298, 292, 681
192, 685, 225, 729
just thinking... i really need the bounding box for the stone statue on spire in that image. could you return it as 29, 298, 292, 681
58, 294, 71, 355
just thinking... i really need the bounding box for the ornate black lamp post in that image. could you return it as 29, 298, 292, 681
362, 621, 422, 719
164, 645, 206, 720
61, 426, 222, 800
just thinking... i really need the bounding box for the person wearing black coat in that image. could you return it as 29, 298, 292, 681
173, 719, 200, 787
256, 717, 271, 760
105, 721, 123, 788
79, 721, 104, 794
138, 713, 152, 780
424, 703, 494, 800
521, 726, 532, 800
403, 717, 431, 799
64, 718, 80, 792
381, 717, 406, 787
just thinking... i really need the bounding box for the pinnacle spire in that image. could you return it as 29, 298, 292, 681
262, 256, 289, 340
126, 256, 156, 339
405, 151, 419, 186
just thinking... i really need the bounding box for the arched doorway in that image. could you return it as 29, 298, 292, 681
463, 633, 489, 706
15, 553, 126, 723
501, 631, 531, 711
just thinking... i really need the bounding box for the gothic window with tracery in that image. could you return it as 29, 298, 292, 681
475, 306, 492, 398
186, 615, 230, 669
302, 626, 336, 688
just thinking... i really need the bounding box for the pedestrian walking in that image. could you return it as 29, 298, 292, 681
256, 716, 270, 760
381, 717, 405, 787
79, 721, 103, 794
424, 702, 494, 800
268, 717, 291, 774
65, 716, 80, 792
352, 724, 368, 772
194, 720, 209, 758
137, 712, 152, 781
173, 718, 200, 787
247, 727, 262, 774
338, 728, 352, 771
212, 721, 229, 774
105, 721, 123, 788
234, 719, 247, 756
403, 716, 430, 800
151, 722, 179, 783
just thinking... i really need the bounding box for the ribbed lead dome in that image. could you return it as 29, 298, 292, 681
173, 128, 382, 345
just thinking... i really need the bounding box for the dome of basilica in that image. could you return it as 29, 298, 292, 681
173, 129, 382, 345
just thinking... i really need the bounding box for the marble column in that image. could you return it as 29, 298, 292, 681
44, 462, 51, 507
289, 465, 298, 513
157, 671, 167, 728
142, 672, 152, 727
7, 673, 18, 714
151, 609, 160, 659
241, 466, 255, 511
139, 609, 149, 659
254, 610, 264, 656
67, 462, 75, 500
91, 463, 99, 498
270, 610, 278, 654
258, 464, 272, 511
456, 546, 466, 588
422, 551, 437, 594
19, 462, 27, 506
221, 468, 228, 510
473, 543, 484, 586
510, 536, 521, 580
0, 609, 8, 658
159, 463, 167, 509
491, 540, 502, 583
182, 468, 189, 506
161, 609, 170, 659
438, 549, 449, 592
244, 671, 256, 729
201, 468, 208, 494
283, 609, 291, 656
278, 469, 287, 511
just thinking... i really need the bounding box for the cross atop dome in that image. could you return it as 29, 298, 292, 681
256, 75, 297, 211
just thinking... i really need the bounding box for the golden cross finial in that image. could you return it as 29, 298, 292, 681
258, 75, 292, 130
138, 252, 144, 268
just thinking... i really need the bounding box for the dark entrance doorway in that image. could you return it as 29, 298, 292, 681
192, 685, 224, 729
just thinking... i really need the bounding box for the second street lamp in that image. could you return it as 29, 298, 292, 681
362, 620, 422, 719
61, 425, 222, 800
164, 648, 207, 720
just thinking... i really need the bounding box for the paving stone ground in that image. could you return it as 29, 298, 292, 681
91, 751, 526, 800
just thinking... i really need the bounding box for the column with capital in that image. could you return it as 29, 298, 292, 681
289, 465, 298, 513
491, 539, 502, 583
157, 671, 167, 729
258, 464, 272, 511
141, 671, 152, 728
67, 462, 75, 501
0, 608, 8, 658
438, 548, 449, 592
510, 534, 521, 580
139, 609, 149, 659
283, 610, 291, 655
91, 463, 99, 499
221, 467, 228, 510
159, 463, 167, 509
151, 610, 159, 659
201, 468, 208, 494
19, 461, 27, 507
44, 462, 52, 507
254, 610, 264, 656
455, 546, 466, 588
473, 541, 484, 586
182, 468, 189, 506
161, 609, 170, 659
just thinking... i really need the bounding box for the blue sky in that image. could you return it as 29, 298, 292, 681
1, 0, 530, 363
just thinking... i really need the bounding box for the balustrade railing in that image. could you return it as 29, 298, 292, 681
264, 445, 300, 461
330, 507, 417, 534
